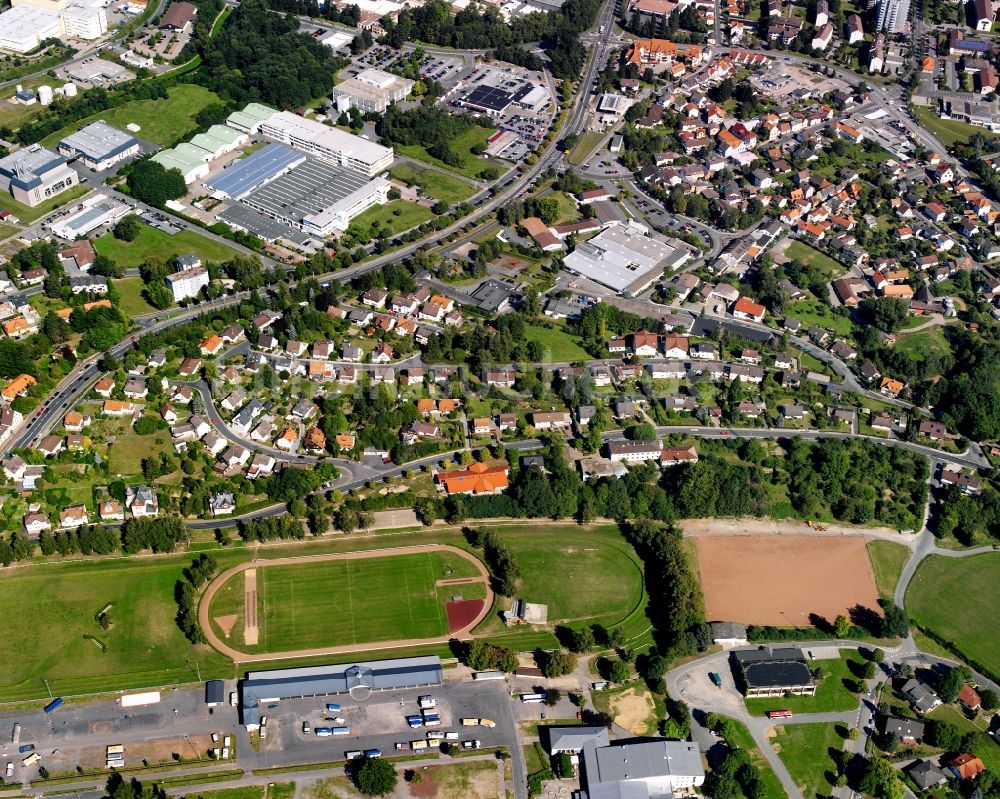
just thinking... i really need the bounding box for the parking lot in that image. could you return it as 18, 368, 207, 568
348, 45, 467, 86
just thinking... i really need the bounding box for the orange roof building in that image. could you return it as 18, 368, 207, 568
436, 461, 510, 496
335, 433, 356, 450
949, 754, 986, 781
625, 38, 679, 64
2, 373, 35, 401
200, 335, 223, 355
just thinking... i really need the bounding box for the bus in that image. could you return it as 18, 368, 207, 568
520, 693, 546, 704
766, 710, 793, 719
44, 698, 63, 714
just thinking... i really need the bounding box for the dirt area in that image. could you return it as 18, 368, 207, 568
370, 509, 420, 529
405, 761, 500, 799
77, 734, 218, 769
609, 688, 656, 735
302, 776, 361, 799
215, 614, 237, 638
244, 568, 258, 646
446, 599, 485, 633
681, 517, 904, 540
694, 535, 880, 626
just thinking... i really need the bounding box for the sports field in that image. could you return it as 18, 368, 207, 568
907, 553, 1000, 677
694, 535, 879, 626
210, 548, 486, 653
0, 554, 230, 703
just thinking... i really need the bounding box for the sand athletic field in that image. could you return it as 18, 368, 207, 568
694, 535, 880, 626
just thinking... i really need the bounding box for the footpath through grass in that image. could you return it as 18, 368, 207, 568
745, 653, 865, 716
772, 723, 843, 799
720, 717, 787, 799
866, 540, 910, 598
907, 553, 1000, 679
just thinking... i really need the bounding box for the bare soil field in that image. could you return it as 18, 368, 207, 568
694, 535, 880, 626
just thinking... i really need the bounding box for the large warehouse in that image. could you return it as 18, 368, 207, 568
459, 82, 534, 117
239, 656, 443, 728
207, 143, 389, 236
257, 111, 394, 177
562, 220, 690, 297
58, 121, 140, 171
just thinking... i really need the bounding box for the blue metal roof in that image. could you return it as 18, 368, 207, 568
207, 143, 304, 199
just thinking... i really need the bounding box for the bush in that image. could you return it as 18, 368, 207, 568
113, 214, 142, 241
134, 415, 167, 435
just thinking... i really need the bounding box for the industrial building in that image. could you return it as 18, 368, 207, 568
207, 143, 388, 236
49, 193, 131, 239
732, 646, 817, 698
0, 0, 106, 52
333, 68, 414, 113
0, 145, 76, 207
58, 121, 140, 170
257, 111, 394, 177
239, 656, 443, 728
459, 82, 534, 117
562, 220, 690, 297
152, 124, 248, 184
218, 204, 317, 246
226, 102, 278, 134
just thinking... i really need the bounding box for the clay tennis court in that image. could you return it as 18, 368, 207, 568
694, 535, 880, 626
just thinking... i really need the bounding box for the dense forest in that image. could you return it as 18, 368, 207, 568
192, 0, 346, 108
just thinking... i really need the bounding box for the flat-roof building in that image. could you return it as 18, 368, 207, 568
58, 120, 140, 170
333, 68, 414, 113
459, 82, 533, 117
50, 193, 131, 239
207, 143, 305, 199
563, 220, 690, 296
0, 145, 76, 207
258, 111, 393, 177
732, 646, 816, 698
239, 656, 443, 728
0, 1, 105, 52
582, 737, 705, 796
240, 155, 389, 237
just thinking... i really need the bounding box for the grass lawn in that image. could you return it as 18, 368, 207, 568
494, 526, 644, 628
548, 191, 581, 224
0, 554, 231, 702
568, 130, 605, 166
108, 426, 173, 477
41, 85, 221, 148
389, 163, 476, 204
907, 553, 1000, 677
114, 276, 161, 318
894, 326, 953, 363
786, 297, 854, 337
784, 241, 846, 279
772, 723, 843, 799
0, 183, 89, 224
866, 540, 910, 599
213, 550, 482, 653
176, 789, 265, 799
349, 200, 433, 237
95, 223, 237, 269
913, 105, 997, 149
927, 704, 1000, 774
523, 323, 590, 362
719, 717, 787, 799
745, 653, 865, 716
396, 125, 501, 181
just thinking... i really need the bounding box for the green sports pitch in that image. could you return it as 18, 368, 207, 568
213, 550, 483, 653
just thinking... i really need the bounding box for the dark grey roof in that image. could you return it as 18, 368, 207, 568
240, 657, 442, 726
881, 715, 925, 740
733, 646, 813, 689
907, 759, 948, 789
205, 679, 224, 704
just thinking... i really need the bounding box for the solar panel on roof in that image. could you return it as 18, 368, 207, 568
207, 143, 304, 199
